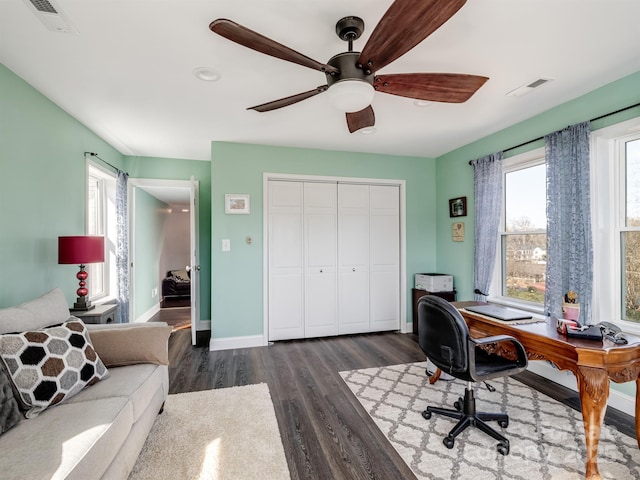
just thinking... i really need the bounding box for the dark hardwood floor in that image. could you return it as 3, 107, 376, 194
166, 328, 636, 479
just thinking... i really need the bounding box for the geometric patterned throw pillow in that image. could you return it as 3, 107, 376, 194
0, 319, 109, 418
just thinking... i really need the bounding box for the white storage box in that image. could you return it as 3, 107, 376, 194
415, 273, 453, 292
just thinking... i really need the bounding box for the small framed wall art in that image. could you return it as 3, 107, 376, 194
449, 196, 467, 218
452, 222, 465, 242
225, 194, 250, 214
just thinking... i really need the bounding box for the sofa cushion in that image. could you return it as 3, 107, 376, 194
0, 319, 108, 418
169, 269, 190, 281
0, 288, 70, 335
0, 366, 21, 435
66, 363, 167, 423
0, 396, 133, 480
87, 323, 171, 367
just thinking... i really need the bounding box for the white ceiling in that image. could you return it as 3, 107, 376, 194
1, 0, 640, 162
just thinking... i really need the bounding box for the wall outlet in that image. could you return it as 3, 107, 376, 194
151, 287, 158, 298
222, 239, 231, 252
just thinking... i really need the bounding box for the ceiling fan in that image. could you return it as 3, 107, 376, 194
209, 0, 488, 133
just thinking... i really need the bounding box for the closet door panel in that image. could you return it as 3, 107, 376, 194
304, 183, 338, 337
369, 185, 400, 331
268, 181, 304, 340
338, 184, 370, 334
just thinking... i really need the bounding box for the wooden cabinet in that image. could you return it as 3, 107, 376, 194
412, 288, 456, 335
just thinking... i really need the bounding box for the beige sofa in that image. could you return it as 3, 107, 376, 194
0, 288, 171, 480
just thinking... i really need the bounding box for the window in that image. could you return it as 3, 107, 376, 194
87, 164, 116, 301
492, 148, 547, 307
619, 136, 640, 322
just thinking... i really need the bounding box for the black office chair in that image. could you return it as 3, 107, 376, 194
418, 295, 528, 455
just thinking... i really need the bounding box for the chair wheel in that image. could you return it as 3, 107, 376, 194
497, 442, 509, 455
422, 410, 432, 420
498, 419, 509, 428
443, 436, 455, 449
454, 400, 462, 411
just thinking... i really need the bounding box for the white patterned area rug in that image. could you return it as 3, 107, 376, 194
129, 384, 290, 480
340, 362, 640, 480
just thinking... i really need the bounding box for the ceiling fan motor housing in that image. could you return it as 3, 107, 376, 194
326, 52, 374, 87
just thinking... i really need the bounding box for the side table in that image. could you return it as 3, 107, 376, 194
71, 303, 118, 324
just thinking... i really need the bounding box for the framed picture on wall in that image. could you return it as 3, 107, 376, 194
225, 194, 250, 214
449, 196, 467, 218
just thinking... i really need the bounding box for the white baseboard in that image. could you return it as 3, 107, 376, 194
209, 334, 266, 351
135, 303, 160, 323
197, 319, 211, 331
527, 361, 635, 417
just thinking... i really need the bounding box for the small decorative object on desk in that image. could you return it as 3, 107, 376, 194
557, 290, 580, 333
562, 290, 580, 321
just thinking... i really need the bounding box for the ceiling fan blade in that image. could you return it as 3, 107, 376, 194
210, 19, 338, 74
374, 73, 488, 103
346, 106, 375, 133
357, 0, 467, 73
248, 86, 328, 112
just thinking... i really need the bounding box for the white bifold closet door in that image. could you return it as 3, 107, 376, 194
303, 182, 338, 338
268, 180, 399, 341
338, 184, 370, 334
338, 184, 399, 334
369, 185, 400, 331
268, 181, 304, 341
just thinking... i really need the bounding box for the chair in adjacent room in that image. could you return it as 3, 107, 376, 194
417, 295, 528, 455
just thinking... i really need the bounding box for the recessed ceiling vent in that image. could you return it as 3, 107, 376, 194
23, 0, 78, 34
506, 77, 554, 97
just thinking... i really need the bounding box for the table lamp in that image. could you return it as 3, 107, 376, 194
58, 235, 105, 311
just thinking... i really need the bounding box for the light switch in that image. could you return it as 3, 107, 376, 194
222, 239, 231, 251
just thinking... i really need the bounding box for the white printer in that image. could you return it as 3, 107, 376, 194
415, 273, 453, 292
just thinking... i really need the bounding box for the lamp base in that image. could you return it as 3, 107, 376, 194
71, 297, 95, 311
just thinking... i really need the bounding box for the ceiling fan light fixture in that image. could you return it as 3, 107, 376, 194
327, 79, 375, 113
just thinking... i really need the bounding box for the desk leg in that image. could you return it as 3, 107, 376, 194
636, 378, 640, 449
576, 366, 609, 480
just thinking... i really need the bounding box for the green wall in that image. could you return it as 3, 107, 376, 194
123, 155, 212, 322
434, 70, 640, 398
132, 188, 169, 318
435, 70, 640, 301
0, 63, 126, 307
210, 142, 436, 339
0, 64, 212, 324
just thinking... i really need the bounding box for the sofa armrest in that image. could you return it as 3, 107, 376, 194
87, 323, 172, 367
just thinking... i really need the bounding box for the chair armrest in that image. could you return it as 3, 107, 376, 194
469, 334, 528, 367
87, 323, 172, 367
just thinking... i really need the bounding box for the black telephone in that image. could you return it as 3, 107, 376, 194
566, 321, 627, 344
597, 322, 627, 344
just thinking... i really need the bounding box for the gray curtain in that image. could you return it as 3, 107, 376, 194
116, 170, 129, 323
472, 152, 503, 301
544, 121, 592, 324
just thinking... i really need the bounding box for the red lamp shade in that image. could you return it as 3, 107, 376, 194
58, 236, 105, 265
58, 236, 105, 311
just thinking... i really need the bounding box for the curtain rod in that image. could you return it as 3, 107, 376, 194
468, 101, 640, 165
84, 152, 129, 175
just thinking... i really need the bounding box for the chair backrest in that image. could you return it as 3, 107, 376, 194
418, 295, 470, 375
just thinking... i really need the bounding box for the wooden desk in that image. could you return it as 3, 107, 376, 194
454, 301, 640, 480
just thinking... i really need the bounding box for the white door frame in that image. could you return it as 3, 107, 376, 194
128, 178, 200, 333
263, 172, 407, 345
